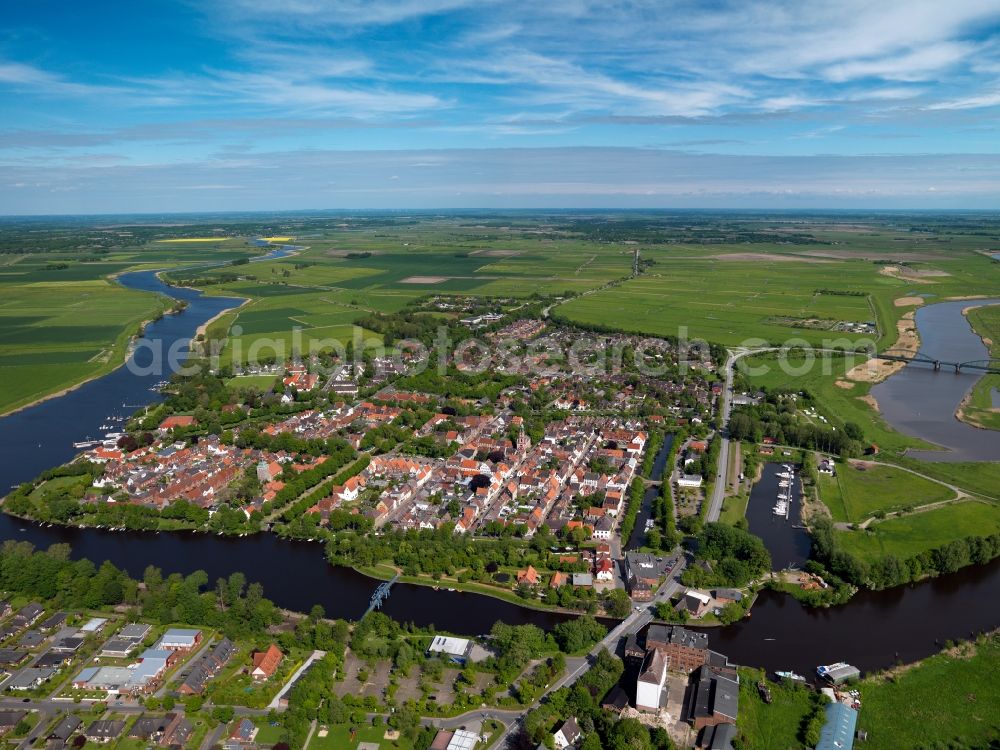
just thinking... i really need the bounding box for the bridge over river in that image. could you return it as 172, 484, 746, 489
874, 348, 1000, 374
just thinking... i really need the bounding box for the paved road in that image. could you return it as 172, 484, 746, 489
269, 649, 326, 709
200, 723, 226, 750
706, 349, 738, 523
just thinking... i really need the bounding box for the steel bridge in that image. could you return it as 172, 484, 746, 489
362, 573, 400, 619
872, 349, 1000, 374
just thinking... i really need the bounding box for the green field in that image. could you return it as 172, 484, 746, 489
821, 462, 955, 523
858, 632, 1000, 749
835, 499, 1000, 562
892, 458, 1000, 502
559, 254, 885, 346
306, 722, 414, 750
959, 304, 1000, 431
735, 668, 821, 750
225, 374, 281, 391
0, 231, 264, 416
186, 223, 632, 364
0, 278, 167, 415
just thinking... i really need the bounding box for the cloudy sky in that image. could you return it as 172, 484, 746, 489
3, 0, 1000, 213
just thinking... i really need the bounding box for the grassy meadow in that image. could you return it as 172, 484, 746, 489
820, 462, 955, 523
186, 221, 632, 364
735, 667, 821, 750
739, 351, 933, 455
558, 235, 1000, 348
559, 253, 883, 346
857, 632, 1000, 750
835, 499, 1000, 562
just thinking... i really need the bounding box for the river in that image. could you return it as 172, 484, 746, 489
710, 555, 1000, 677
871, 297, 1000, 462
0, 511, 570, 634
0, 244, 297, 489
1, 258, 999, 674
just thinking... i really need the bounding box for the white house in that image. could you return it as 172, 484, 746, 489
636, 648, 668, 711
677, 473, 704, 489
553, 717, 582, 749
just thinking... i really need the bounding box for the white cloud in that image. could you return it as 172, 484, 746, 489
926, 89, 1000, 110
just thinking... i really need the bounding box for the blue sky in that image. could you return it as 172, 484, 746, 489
3, 0, 1000, 212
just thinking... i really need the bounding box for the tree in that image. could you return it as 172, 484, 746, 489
607, 718, 652, 750
843, 422, 864, 441
604, 589, 632, 618
553, 616, 606, 653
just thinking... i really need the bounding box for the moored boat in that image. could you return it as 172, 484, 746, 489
775, 670, 806, 682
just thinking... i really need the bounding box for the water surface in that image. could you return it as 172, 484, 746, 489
745, 463, 810, 570
871, 298, 1000, 461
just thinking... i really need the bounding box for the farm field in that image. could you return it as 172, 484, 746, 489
821, 462, 955, 523
857, 632, 1000, 750
834, 499, 1000, 562
185, 223, 631, 363
558, 254, 885, 346
556, 239, 1000, 347
0, 227, 266, 415
0, 278, 167, 415
2, 212, 999, 429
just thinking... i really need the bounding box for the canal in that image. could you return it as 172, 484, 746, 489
625, 435, 674, 551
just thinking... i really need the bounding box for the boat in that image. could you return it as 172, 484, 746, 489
775, 670, 806, 682
817, 662, 861, 684
777, 471, 793, 479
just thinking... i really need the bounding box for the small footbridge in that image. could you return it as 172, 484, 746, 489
362, 573, 399, 619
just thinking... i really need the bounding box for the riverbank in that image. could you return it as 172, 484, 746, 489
0, 245, 260, 420
841, 303, 921, 385
193, 298, 249, 347
352, 561, 606, 617
954, 302, 1000, 432
0, 502, 257, 537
